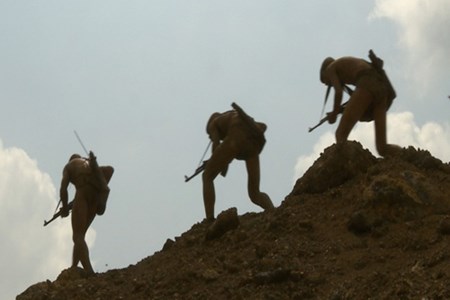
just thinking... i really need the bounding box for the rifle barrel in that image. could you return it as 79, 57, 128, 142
308, 101, 349, 133
308, 119, 326, 132
184, 162, 207, 182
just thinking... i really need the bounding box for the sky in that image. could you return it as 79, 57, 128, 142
1, 0, 449, 298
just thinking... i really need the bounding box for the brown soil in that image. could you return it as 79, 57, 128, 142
18, 141, 450, 299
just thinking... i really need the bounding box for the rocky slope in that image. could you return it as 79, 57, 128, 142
18, 142, 450, 299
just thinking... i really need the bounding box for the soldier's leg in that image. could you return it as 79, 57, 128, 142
373, 99, 402, 157
71, 191, 96, 274
335, 88, 373, 143
245, 155, 274, 210
96, 166, 114, 216
202, 141, 236, 221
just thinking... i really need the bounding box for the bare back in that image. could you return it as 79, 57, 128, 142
64, 158, 93, 189
209, 111, 264, 141
324, 57, 371, 86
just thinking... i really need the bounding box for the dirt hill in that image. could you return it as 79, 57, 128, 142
18, 142, 450, 299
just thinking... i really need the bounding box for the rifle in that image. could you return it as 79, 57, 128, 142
185, 160, 208, 182
308, 101, 348, 132
309, 84, 354, 133
43, 200, 74, 226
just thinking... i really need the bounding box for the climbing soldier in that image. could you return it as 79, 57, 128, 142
202, 102, 274, 221
59, 151, 114, 275
319, 49, 402, 157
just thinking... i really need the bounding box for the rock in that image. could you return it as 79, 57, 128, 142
16, 144, 450, 300
205, 207, 240, 240
362, 171, 433, 222
400, 146, 446, 171
438, 216, 450, 235
201, 269, 220, 282
292, 141, 377, 194
162, 238, 175, 251
253, 268, 292, 284
347, 211, 371, 235
56, 267, 91, 281
16, 281, 50, 300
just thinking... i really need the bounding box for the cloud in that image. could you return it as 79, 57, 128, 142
294, 111, 450, 180
0, 140, 96, 299
293, 131, 335, 183
370, 0, 450, 94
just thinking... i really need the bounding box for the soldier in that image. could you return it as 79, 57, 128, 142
60, 151, 114, 275
319, 50, 402, 157
202, 103, 274, 221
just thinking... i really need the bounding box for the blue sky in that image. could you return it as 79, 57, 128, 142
1, 1, 449, 298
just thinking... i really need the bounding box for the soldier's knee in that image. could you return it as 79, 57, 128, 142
202, 170, 210, 181
72, 233, 84, 244
202, 167, 218, 182
261, 193, 275, 210
249, 190, 274, 210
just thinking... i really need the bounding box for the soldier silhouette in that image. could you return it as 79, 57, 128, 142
60, 151, 114, 275
202, 103, 274, 221
319, 50, 401, 157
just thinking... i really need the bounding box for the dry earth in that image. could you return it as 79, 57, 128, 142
18, 141, 450, 299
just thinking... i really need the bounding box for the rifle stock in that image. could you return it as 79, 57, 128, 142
44, 201, 74, 227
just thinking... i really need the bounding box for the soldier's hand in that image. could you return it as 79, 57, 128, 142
61, 205, 70, 218
327, 111, 337, 124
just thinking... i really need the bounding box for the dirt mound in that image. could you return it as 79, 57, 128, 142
292, 141, 377, 194
18, 142, 450, 299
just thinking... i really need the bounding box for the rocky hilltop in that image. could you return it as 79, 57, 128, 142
18, 142, 450, 299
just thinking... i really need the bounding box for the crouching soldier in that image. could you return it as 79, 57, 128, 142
319, 50, 401, 157
202, 102, 274, 221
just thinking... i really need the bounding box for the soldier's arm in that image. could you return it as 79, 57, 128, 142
206, 114, 230, 177
328, 69, 344, 115
59, 166, 70, 217
323, 66, 344, 124
210, 132, 221, 154
206, 118, 222, 153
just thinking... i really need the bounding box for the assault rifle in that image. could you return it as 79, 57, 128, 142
185, 160, 208, 182
309, 84, 354, 133
308, 101, 348, 132
185, 102, 260, 182
44, 200, 74, 226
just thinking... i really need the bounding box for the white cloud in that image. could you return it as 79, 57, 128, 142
370, 0, 450, 94
293, 131, 335, 183
294, 111, 450, 180
0, 140, 96, 299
